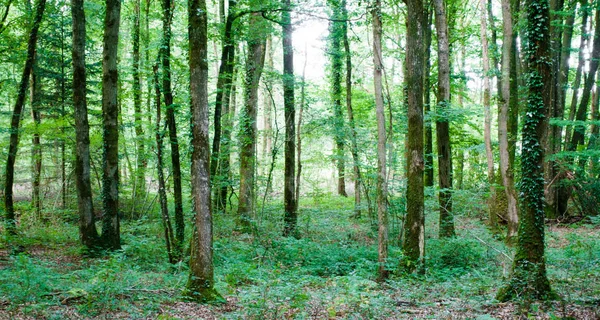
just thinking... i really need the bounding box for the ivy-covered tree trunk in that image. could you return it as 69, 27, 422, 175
328, 0, 348, 197
71, 0, 99, 247
100, 0, 122, 250
186, 0, 223, 302
30, 62, 42, 219
402, 0, 426, 273
372, 0, 388, 281
499, 0, 519, 244
3, 0, 46, 235
282, 0, 298, 237
161, 0, 184, 257
132, 0, 146, 212
238, 12, 266, 230
433, 0, 454, 238
497, 0, 553, 300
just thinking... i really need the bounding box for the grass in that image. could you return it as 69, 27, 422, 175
1, 192, 599, 319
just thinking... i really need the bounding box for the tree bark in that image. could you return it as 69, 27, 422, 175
186, 0, 222, 303
3, 0, 46, 235
424, 6, 434, 188
30, 62, 42, 219
217, 58, 238, 212
282, 0, 298, 237
160, 0, 184, 256
499, 0, 519, 244
100, 0, 121, 250
402, 0, 426, 273
433, 0, 454, 238
238, 12, 266, 230
296, 48, 307, 212
497, 0, 553, 299
372, 0, 388, 281
132, 0, 146, 212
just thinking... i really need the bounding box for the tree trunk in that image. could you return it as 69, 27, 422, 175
161, 0, 184, 255
296, 48, 307, 212
100, 0, 121, 250
263, 37, 273, 162
282, 0, 298, 237
30, 63, 42, 219
238, 12, 267, 230
433, 0, 454, 238
328, 4, 347, 197
497, 0, 552, 299
372, 0, 388, 281
132, 0, 146, 213
424, 6, 434, 188
217, 58, 238, 212
186, 0, 222, 303
153, 64, 175, 264
71, 0, 99, 247
402, 0, 426, 273
499, 0, 518, 244
3, 0, 46, 235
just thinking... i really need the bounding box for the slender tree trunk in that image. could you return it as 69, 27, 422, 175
30, 63, 42, 219
480, 0, 499, 231
3, 0, 46, 235
341, 0, 362, 217
296, 48, 307, 212
153, 64, 175, 264
161, 0, 184, 255
402, 0, 426, 273
186, 0, 222, 303
263, 37, 273, 162
372, 0, 388, 281
0, 0, 12, 35
238, 12, 267, 230
497, 0, 552, 299
499, 0, 518, 243
132, 0, 146, 212
210, 0, 237, 181
328, 4, 347, 197
424, 6, 434, 187
100, 0, 122, 250
282, 0, 298, 237
433, 0, 454, 238
71, 0, 99, 247
217, 59, 238, 212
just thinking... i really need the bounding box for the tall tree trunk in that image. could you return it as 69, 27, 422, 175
480, 0, 499, 231
100, 0, 122, 250
161, 0, 184, 255
217, 59, 238, 212
153, 64, 175, 264
210, 0, 237, 181
341, 0, 361, 217
282, 0, 298, 237
497, 0, 552, 299
132, 0, 146, 212
3, 0, 46, 235
296, 48, 307, 212
238, 12, 266, 230
30, 62, 42, 219
402, 0, 426, 273
499, 0, 519, 244
424, 6, 434, 188
433, 0, 454, 238
372, 0, 388, 281
328, 3, 347, 197
186, 0, 222, 303
71, 0, 99, 247
262, 37, 273, 162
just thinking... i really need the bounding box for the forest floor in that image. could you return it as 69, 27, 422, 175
1, 193, 599, 319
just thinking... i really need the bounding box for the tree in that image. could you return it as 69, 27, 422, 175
238, 12, 267, 230
186, 0, 223, 303
282, 0, 298, 237
402, 0, 426, 273
161, 0, 184, 257
372, 0, 388, 281
100, 0, 122, 250
3, 0, 46, 235
328, 0, 348, 197
71, 0, 100, 248
433, 0, 454, 238
132, 0, 146, 211
499, 0, 519, 243
497, 0, 553, 300
30, 59, 42, 219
